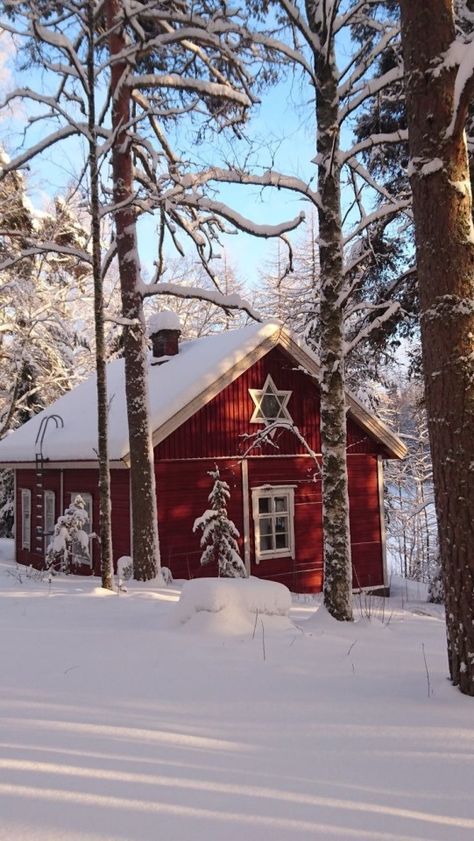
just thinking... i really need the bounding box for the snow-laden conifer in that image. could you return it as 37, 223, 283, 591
193, 468, 247, 579
45, 495, 91, 574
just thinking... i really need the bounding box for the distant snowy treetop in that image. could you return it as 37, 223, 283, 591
148, 310, 182, 334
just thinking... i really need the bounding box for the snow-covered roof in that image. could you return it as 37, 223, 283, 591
0, 320, 407, 465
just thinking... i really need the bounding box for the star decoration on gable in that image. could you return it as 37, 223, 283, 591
249, 374, 293, 426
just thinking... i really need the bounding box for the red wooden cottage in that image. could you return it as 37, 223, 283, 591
0, 319, 406, 593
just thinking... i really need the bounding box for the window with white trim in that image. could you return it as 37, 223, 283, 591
21, 489, 31, 551
69, 492, 93, 567
43, 490, 56, 553
249, 374, 292, 426
251, 486, 295, 562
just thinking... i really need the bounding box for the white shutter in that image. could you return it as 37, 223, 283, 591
21, 489, 31, 550
44, 491, 55, 552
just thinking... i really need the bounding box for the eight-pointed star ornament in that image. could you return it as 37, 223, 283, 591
249, 374, 292, 426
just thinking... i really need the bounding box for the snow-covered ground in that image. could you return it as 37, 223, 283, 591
0, 539, 472, 841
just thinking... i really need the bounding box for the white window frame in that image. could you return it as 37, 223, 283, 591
43, 490, 56, 553
21, 489, 31, 551
69, 492, 93, 567
251, 485, 295, 563
249, 374, 292, 426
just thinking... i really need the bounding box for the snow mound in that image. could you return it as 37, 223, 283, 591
171, 577, 293, 634
148, 309, 182, 334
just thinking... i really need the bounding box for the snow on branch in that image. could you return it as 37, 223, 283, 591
338, 26, 400, 99
276, 0, 321, 53
130, 74, 253, 107
343, 199, 412, 246
139, 281, 261, 322
344, 301, 401, 356
0, 125, 83, 177
340, 131, 408, 163
0, 239, 92, 272
443, 38, 474, 138
178, 194, 305, 239
180, 167, 321, 207
338, 66, 404, 124
240, 418, 322, 480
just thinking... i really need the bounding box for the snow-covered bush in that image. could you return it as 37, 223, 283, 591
117, 555, 133, 582
0, 469, 14, 537
427, 560, 445, 604
160, 566, 173, 586
193, 467, 247, 578
45, 495, 91, 574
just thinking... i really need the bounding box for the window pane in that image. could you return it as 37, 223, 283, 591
275, 533, 288, 550
274, 496, 288, 512
261, 393, 281, 419
260, 534, 273, 552
275, 516, 288, 533
260, 517, 273, 535
258, 496, 271, 514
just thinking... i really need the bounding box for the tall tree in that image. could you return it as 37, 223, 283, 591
201, 1, 411, 619
399, 0, 474, 696
0, 0, 115, 587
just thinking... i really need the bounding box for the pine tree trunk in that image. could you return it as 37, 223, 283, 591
306, 5, 353, 621
87, 0, 114, 590
400, 0, 474, 695
106, 0, 160, 581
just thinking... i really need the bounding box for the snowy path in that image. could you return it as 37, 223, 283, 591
0, 552, 472, 840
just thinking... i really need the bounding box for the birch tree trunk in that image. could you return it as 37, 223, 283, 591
106, 0, 160, 581
306, 3, 353, 621
87, 0, 113, 590
400, 0, 474, 696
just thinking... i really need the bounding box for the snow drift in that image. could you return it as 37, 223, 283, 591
171, 576, 293, 634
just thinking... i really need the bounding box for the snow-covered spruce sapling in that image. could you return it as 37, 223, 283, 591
193, 468, 247, 578
45, 495, 92, 574
116, 555, 133, 593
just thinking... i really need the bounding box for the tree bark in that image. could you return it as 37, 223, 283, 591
400, 0, 474, 695
87, 0, 114, 590
306, 3, 353, 621
106, 0, 160, 581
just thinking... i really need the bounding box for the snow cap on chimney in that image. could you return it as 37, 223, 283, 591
148, 309, 182, 360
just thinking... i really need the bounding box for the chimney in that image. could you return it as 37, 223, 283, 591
148, 310, 182, 361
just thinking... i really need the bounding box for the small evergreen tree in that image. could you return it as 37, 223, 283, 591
193, 468, 247, 579
45, 495, 91, 574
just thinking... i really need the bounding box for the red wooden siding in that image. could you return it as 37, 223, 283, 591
156, 346, 386, 460
155, 459, 244, 580
155, 454, 384, 594
247, 456, 324, 592
109, 470, 131, 563
155, 346, 321, 459
348, 455, 384, 589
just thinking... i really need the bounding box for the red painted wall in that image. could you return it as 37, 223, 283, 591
156, 346, 386, 460
16, 467, 130, 575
